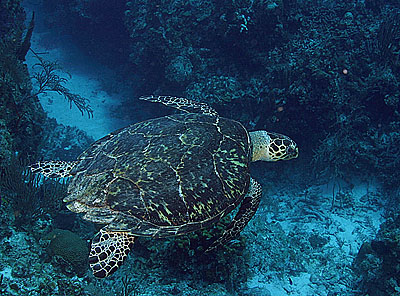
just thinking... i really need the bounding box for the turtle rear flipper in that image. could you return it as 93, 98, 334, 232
89, 229, 136, 278
30, 161, 78, 178
140, 95, 218, 116
206, 178, 262, 252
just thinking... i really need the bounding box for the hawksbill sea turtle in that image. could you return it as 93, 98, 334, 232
30, 96, 298, 278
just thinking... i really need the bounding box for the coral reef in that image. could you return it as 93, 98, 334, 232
185, 75, 244, 106
122, 0, 400, 195
40, 0, 130, 67
37, 1, 400, 190
353, 214, 400, 296
0, 154, 68, 229
39, 117, 93, 162
0, 3, 97, 293
0, 2, 45, 167
45, 229, 89, 277
1, 0, 400, 295
38, 0, 400, 194
0, 221, 92, 296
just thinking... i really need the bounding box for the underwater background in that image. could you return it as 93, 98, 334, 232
1, 0, 400, 295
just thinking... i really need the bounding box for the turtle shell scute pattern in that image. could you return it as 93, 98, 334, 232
65, 113, 252, 237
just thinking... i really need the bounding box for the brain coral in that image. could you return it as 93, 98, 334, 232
46, 229, 89, 276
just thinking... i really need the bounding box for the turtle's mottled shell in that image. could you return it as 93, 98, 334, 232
64, 113, 251, 237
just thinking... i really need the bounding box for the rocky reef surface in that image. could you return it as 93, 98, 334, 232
1, 0, 400, 295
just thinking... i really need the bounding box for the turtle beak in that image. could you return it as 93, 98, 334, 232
285, 142, 299, 160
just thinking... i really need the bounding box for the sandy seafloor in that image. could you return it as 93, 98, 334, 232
244, 180, 384, 295
7, 4, 386, 296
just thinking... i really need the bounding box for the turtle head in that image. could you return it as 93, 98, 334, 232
249, 130, 298, 162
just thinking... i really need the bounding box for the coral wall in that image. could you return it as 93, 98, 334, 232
0, 0, 46, 167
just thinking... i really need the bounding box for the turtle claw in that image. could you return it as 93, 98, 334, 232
89, 229, 136, 278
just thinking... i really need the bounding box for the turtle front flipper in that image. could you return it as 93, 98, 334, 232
206, 178, 262, 252
140, 95, 218, 116
30, 161, 78, 178
89, 229, 136, 278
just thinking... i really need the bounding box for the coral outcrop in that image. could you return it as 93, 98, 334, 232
46, 229, 89, 277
